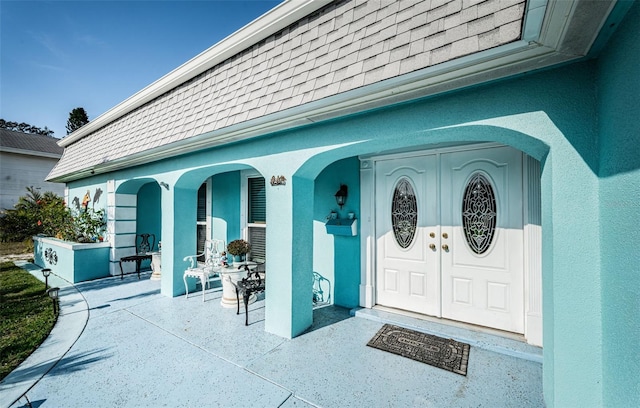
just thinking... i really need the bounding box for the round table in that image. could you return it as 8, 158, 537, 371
216, 262, 257, 308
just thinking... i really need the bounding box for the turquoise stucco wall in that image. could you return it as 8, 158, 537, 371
67, 61, 607, 406
289, 61, 602, 407
67, 182, 108, 215
211, 172, 241, 244
164, 185, 198, 296
596, 2, 640, 406
136, 182, 161, 251
58, 10, 639, 403
33, 237, 110, 283
314, 157, 360, 308
136, 182, 161, 269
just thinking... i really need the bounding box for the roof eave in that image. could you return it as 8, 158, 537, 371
0, 147, 62, 159
50, 0, 622, 183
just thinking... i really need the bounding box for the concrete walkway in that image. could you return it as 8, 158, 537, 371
2, 265, 543, 407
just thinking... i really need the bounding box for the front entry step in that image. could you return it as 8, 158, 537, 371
352, 307, 542, 363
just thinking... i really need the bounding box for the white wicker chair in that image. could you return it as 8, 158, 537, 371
183, 239, 225, 301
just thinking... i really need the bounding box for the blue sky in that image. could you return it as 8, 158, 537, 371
1, 0, 281, 139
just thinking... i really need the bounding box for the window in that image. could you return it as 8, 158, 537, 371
391, 177, 418, 249
247, 177, 266, 260
196, 183, 207, 261
462, 172, 496, 254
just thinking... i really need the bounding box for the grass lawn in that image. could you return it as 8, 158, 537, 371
0, 261, 57, 381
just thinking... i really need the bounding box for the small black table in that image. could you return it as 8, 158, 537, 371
119, 254, 152, 279
232, 276, 266, 326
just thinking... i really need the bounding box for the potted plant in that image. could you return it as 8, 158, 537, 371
227, 239, 251, 263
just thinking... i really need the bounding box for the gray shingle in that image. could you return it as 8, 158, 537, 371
50, 0, 526, 179
469, 14, 496, 36
0, 129, 64, 155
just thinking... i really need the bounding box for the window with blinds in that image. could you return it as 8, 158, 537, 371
248, 177, 266, 261
196, 183, 207, 261
197, 183, 207, 222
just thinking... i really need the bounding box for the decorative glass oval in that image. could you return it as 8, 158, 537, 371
462, 173, 497, 254
391, 178, 418, 249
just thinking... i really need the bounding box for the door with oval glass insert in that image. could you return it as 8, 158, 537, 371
375, 146, 524, 334
375, 154, 440, 316
441, 147, 523, 333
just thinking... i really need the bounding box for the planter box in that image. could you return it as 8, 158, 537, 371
325, 218, 358, 236
33, 236, 111, 283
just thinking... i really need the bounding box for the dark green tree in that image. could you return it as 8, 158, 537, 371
0, 119, 55, 137
65, 107, 89, 135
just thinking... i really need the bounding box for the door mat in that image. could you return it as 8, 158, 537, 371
367, 324, 470, 376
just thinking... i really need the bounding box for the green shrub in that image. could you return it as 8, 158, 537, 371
0, 187, 105, 243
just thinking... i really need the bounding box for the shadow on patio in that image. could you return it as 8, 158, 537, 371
10, 270, 544, 407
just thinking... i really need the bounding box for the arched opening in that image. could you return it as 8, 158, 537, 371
296, 126, 548, 346
167, 164, 267, 305
113, 178, 162, 277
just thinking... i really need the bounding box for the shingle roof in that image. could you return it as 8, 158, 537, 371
0, 129, 64, 156
49, 0, 525, 180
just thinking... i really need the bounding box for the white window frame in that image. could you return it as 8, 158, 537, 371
196, 178, 212, 259
241, 171, 266, 260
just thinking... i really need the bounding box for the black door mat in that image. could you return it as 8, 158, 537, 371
367, 324, 470, 376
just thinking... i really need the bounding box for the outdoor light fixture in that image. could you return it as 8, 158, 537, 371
42, 268, 51, 292
47, 287, 60, 315
159, 182, 169, 190
335, 184, 348, 209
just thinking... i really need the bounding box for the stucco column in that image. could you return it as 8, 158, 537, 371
160, 184, 197, 297
264, 175, 314, 338
542, 149, 604, 407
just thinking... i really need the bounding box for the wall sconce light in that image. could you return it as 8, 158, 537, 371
42, 268, 51, 292
159, 182, 169, 190
335, 184, 348, 209
47, 287, 60, 315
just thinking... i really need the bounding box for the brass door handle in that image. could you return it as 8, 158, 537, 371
429, 243, 436, 250
442, 244, 449, 251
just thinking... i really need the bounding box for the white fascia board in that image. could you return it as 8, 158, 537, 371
0, 147, 62, 159
54, 42, 560, 181
58, 0, 333, 148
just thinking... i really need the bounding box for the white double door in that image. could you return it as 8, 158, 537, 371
375, 145, 524, 333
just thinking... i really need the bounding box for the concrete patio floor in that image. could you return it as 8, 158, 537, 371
2, 264, 544, 407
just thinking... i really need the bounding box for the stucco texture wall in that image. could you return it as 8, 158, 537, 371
56, 18, 638, 402
596, 2, 640, 406
314, 157, 360, 308
286, 61, 603, 406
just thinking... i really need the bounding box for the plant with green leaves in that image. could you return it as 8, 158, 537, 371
70, 208, 105, 242
0, 187, 72, 242
0, 187, 105, 243
227, 239, 251, 256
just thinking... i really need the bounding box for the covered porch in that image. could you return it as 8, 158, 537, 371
5, 268, 543, 407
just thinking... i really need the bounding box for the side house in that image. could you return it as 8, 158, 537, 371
0, 129, 65, 210
46, 1, 639, 406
